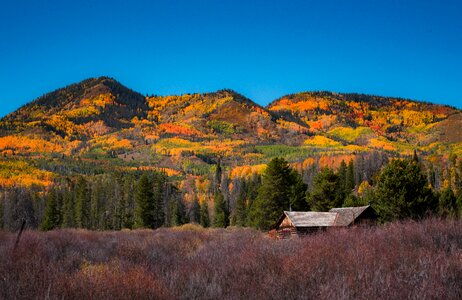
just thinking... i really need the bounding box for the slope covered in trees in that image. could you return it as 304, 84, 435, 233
0, 77, 461, 230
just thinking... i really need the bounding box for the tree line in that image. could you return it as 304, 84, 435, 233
229, 154, 462, 230
1, 154, 461, 232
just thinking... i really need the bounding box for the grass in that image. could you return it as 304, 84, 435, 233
0, 218, 461, 299
255, 144, 317, 161
327, 126, 375, 143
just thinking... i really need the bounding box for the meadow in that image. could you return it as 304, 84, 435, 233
0, 218, 461, 300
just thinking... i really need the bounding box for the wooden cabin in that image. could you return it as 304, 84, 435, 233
274, 205, 377, 239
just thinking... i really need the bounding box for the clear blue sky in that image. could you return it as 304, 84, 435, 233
1, 0, 461, 117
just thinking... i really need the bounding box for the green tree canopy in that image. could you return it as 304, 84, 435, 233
373, 159, 436, 222
75, 177, 90, 228
249, 157, 307, 230
439, 187, 458, 217
200, 201, 210, 228
213, 190, 229, 228
307, 168, 344, 211
134, 173, 155, 228
40, 188, 61, 231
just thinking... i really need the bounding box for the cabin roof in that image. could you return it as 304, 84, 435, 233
281, 211, 338, 227
329, 206, 371, 226
276, 205, 375, 228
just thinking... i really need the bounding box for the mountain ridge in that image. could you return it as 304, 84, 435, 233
3, 76, 459, 122
0, 76, 461, 188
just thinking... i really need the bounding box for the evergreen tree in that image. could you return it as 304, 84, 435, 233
171, 198, 187, 226
153, 173, 166, 228
214, 158, 222, 193
189, 197, 201, 223
231, 192, 247, 226
40, 189, 61, 231
200, 201, 210, 228
342, 194, 368, 207
213, 190, 229, 227
338, 160, 347, 193
307, 168, 344, 211
90, 180, 103, 229
412, 149, 419, 163
75, 177, 90, 228
457, 191, 462, 217
439, 187, 458, 217
230, 192, 247, 226
346, 160, 355, 192
288, 170, 309, 211
248, 157, 297, 230
134, 173, 155, 228
61, 189, 75, 228
373, 159, 436, 222
122, 175, 135, 228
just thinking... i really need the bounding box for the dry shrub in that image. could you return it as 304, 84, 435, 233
56, 262, 172, 300
0, 219, 461, 299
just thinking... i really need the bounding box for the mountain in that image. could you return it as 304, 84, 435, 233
268, 91, 460, 147
1, 77, 147, 137
0, 77, 461, 188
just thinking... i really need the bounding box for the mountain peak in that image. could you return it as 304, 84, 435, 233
31, 76, 133, 108
1, 76, 147, 135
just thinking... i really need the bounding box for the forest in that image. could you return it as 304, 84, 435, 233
1, 152, 461, 232
0, 77, 461, 230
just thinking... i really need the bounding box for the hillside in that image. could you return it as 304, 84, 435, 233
0, 77, 460, 192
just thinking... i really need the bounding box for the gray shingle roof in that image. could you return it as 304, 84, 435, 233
283, 211, 338, 227
279, 206, 373, 228
329, 206, 371, 226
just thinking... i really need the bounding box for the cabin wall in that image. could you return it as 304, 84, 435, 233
354, 209, 378, 226
276, 226, 327, 239
279, 217, 293, 228
277, 227, 297, 239
296, 227, 327, 236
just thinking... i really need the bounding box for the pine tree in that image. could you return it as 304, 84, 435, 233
200, 201, 210, 228
231, 192, 247, 226
189, 197, 201, 223
213, 190, 229, 227
171, 198, 187, 227
75, 177, 90, 229
439, 187, 457, 217
122, 175, 135, 229
307, 168, 344, 211
40, 189, 61, 231
134, 173, 155, 228
412, 149, 419, 163
90, 180, 103, 230
457, 191, 462, 217
61, 189, 74, 228
248, 157, 298, 230
288, 170, 308, 211
374, 159, 436, 222
346, 160, 355, 192
338, 160, 347, 194
214, 158, 222, 194
152, 173, 165, 228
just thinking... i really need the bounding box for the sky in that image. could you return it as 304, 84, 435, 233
1, 0, 461, 117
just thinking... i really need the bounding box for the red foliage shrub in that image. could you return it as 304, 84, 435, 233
0, 219, 461, 299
